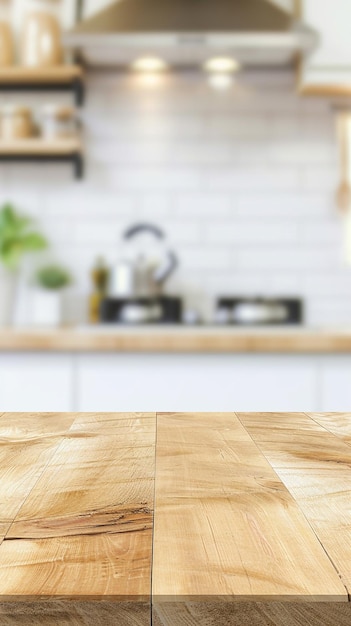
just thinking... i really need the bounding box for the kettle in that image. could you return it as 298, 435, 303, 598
109, 223, 178, 299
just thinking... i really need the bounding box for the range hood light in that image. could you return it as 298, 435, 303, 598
132, 56, 168, 72
204, 57, 240, 74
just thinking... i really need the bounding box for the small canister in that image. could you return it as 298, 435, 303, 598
0, 106, 33, 140
40, 105, 78, 140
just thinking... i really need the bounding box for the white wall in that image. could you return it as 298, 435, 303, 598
0, 69, 348, 325
268, 0, 294, 13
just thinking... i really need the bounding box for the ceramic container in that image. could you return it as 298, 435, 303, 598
21, 0, 63, 67
31, 288, 61, 326
0, 105, 33, 139
40, 105, 78, 139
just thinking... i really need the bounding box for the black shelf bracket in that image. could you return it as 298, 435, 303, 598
0, 78, 85, 107
0, 153, 85, 180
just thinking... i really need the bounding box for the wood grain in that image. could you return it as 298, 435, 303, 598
1, 412, 351, 626
2, 328, 351, 353
238, 412, 351, 470
0, 602, 150, 626
0, 413, 76, 545
240, 413, 351, 601
153, 602, 351, 626
152, 413, 347, 625
277, 468, 351, 596
0, 413, 155, 625
307, 412, 351, 445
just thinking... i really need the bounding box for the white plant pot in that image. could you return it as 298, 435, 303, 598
0, 267, 17, 327
31, 289, 62, 327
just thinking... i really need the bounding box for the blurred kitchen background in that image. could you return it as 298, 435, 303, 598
1, 0, 351, 412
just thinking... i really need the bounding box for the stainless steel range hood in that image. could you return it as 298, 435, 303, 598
64, 0, 317, 68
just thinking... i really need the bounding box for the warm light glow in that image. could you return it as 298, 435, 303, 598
136, 73, 165, 89
204, 57, 240, 74
132, 57, 168, 72
208, 73, 234, 91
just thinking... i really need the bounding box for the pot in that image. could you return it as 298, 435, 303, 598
31, 289, 61, 326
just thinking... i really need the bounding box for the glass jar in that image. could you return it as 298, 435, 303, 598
40, 105, 78, 140
21, 0, 63, 67
0, 0, 13, 66
0, 106, 33, 140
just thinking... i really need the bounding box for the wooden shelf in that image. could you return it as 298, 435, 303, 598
0, 65, 85, 106
0, 138, 84, 179
0, 138, 82, 155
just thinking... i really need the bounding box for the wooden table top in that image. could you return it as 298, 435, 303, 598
2, 327, 351, 353
0, 412, 350, 626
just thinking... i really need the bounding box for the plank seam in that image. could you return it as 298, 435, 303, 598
151, 413, 159, 626
236, 413, 350, 603
306, 412, 351, 454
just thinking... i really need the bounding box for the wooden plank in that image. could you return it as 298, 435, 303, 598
152, 413, 347, 626
238, 412, 351, 470
240, 413, 351, 600
307, 413, 351, 445
277, 468, 351, 597
0, 413, 155, 625
0, 413, 76, 545
153, 602, 351, 626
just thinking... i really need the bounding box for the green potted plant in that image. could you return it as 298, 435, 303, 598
0, 203, 47, 326
32, 264, 72, 326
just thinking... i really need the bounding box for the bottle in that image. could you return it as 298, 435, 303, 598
89, 256, 109, 324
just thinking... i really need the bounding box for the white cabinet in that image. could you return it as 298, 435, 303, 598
77, 354, 318, 412
300, 0, 351, 94
0, 351, 348, 414
320, 356, 351, 411
0, 354, 73, 412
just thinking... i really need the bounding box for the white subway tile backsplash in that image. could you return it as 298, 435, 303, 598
175, 194, 232, 217
137, 194, 173, 217
208, 116, 272, 139
300, 167, 339, 192
110, 167, 203, 191
204, 221, 299, 245
236, 247, 342, 272
208, 167, 299, 192
90, 139, 234, 166
180, 247, 234, 271
0, 70, 346, 324
236, 194, 333, 219
299, 221, 342, 245
301, 274, 351, 297
46, 194, 136, 218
